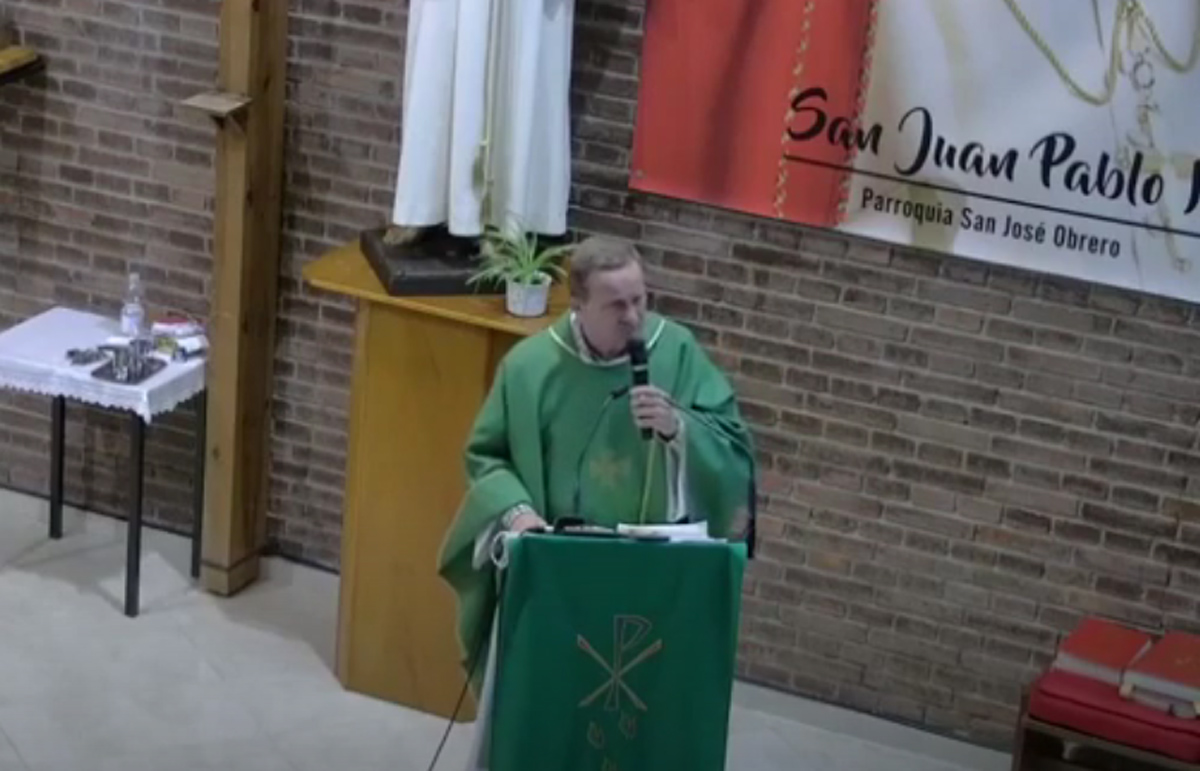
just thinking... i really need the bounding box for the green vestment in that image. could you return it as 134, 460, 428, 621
436, 311, 755, 688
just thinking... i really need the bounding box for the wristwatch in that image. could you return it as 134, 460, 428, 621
501, 504, 535, 530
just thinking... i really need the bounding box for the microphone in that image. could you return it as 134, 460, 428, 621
627, 337, 651, 440
565, 387, 759, 559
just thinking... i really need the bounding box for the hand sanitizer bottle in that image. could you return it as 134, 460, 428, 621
120, 272, 146, 338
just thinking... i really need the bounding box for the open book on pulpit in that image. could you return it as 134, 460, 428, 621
488, 533, 745, 771
615, 521, 714, 542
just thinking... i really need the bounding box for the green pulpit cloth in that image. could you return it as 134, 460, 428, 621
489, 534, 746, 771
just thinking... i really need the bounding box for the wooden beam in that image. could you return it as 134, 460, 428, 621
192, 0, 287, 595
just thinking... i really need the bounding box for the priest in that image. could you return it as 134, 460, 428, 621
386, 0, 575, 253
436, 236, 756, 768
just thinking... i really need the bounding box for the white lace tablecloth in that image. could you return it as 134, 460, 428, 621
0, 307, 206, 423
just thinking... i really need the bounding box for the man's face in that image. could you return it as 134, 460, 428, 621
574, 261, 647, 358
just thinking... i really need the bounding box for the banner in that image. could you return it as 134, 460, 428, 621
630, 0, 1200, 304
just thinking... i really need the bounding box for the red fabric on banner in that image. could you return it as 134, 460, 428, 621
630, 0, 878, 228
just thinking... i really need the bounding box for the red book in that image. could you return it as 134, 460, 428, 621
1052, 617, 1153, 686
1122, 632, 1200, 718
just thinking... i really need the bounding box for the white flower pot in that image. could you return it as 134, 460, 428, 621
506, 274, 551, 317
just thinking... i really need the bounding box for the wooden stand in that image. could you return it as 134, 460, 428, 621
302, 241, 567, 720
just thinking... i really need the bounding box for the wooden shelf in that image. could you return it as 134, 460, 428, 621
180, 90, 252, 121
0, 47, 43, 87
303, 240, 568, 339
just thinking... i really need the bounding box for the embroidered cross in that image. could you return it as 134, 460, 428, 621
588, 450, 630, 488
577, 615, 663, 713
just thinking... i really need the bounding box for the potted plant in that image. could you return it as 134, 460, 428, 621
468, 224, 572, 317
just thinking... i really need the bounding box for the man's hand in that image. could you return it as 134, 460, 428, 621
509, 511, 548, 534
631, 385, 680, 440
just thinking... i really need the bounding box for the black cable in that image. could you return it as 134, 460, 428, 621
425, 584, 492, 771
572, 387, 759, 555
666, 397, 759, 559
426, 388, 626, 770
570, 387, 629, 518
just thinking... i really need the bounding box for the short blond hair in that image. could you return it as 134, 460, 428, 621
568, 236, 642, 300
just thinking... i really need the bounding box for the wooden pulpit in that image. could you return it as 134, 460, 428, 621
302, 241, 567, 720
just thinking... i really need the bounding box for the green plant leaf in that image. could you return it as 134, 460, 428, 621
468, 221, 573, 287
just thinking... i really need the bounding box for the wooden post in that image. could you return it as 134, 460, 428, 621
181, 0, 287, 595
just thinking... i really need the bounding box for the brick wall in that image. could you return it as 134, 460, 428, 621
0, 0, 218, 533
268, 0, 406, 561
4, 0, 1200, 751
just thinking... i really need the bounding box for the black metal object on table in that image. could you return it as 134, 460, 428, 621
90, 355, 166, 386
87, 340, 167, 386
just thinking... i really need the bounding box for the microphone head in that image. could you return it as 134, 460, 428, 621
627, 337, 651, 437
626, 337, 648, 365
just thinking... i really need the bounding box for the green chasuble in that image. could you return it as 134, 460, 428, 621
437, 311, 755, 689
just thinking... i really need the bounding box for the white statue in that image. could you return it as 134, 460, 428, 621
386, 0, 576, 251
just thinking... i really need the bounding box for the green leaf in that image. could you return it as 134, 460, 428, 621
468, 219, 574, 288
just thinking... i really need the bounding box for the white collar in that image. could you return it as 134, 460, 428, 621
547, 312, 667, 366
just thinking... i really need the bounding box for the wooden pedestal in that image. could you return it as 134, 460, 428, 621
302, 242, 566, 720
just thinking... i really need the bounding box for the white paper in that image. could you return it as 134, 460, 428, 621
616, 521, 715, 543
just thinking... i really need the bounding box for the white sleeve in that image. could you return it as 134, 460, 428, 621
472, 504, 536, 569
662, 413, 689, 523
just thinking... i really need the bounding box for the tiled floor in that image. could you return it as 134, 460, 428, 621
0, 488, 1010, 770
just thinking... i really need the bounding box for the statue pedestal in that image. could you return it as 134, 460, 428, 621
359, 226, 502, 297
359, 225, 576, 298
